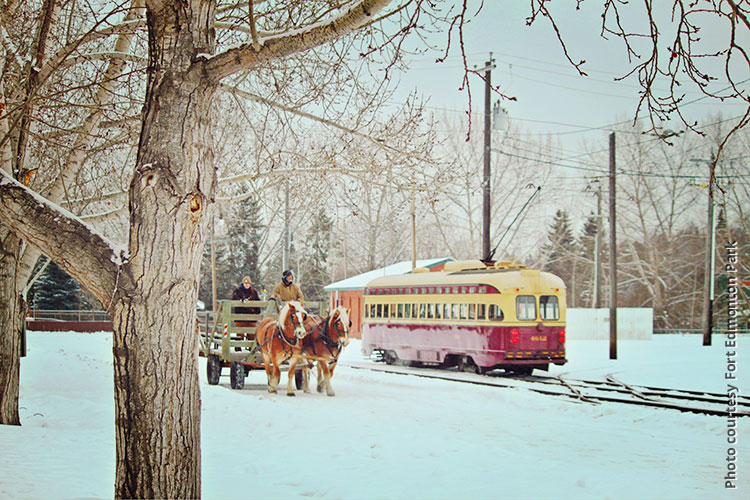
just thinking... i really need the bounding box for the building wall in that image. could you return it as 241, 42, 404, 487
566, 308, 653, 340
329, 290, 364, 339
26, 320, 113, 332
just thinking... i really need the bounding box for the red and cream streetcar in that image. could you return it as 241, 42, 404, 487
361, 260, 567, 375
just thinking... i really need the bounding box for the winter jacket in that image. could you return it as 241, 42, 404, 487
232, 284, 260, 314
272, 281, 304, 304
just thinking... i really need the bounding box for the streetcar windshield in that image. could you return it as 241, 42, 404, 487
516, 295, 536, 320
540, 295, 560, 320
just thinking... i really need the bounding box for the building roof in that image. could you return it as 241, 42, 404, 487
324, 258, 453, 292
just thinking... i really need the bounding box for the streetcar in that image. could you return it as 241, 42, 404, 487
361, 260, 567, 375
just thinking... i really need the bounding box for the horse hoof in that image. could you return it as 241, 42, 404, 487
268, 389, 277, 394
327, 391, 336, 397
287, 392, 296, 397
316, 385, 324, 393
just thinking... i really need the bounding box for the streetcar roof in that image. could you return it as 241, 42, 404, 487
364, 267, 566, 294
324, 258, 454, 291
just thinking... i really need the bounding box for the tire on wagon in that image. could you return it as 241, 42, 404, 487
230, 361, 245, 390
207, 354, 222, 385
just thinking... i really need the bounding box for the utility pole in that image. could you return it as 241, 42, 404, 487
691, 153, 718, 346
411, 189, 417, 271
703, 156, 717, 346
210, 217, 217, 312
608, 132, 617, 360
478, 53, 496, 260
283, 179, 289, 271
594, 182, 602, 309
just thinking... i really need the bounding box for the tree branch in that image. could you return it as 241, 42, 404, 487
202, 0, 393, 81
0, 170, 123, 308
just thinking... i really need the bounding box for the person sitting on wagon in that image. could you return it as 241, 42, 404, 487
272, 269, 304, 306
232, 276, 260, 328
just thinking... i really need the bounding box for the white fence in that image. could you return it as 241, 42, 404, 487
566, 308, 653, 340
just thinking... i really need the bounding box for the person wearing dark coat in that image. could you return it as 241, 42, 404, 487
232, 276, 260, 329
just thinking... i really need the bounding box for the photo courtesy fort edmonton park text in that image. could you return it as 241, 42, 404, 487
725, 240, 741, 490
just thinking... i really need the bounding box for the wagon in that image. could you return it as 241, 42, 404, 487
198, 299, 319, 390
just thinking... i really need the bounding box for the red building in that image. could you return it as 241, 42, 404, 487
324, 258, 452, 339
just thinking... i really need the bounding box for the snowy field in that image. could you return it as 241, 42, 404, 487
1, 331, 748, 500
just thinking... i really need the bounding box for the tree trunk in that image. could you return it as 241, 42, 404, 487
0, 1, 394, 497
0, 228, 23, 425
109, 4, 217, 497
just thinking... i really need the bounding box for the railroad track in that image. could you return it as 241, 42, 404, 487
344, 360, 750, 417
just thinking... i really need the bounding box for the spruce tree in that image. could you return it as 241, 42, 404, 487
199, 196, 264, 306
31, 261, 86, 310
541, 210, 578, 305
300, 210, 334, 303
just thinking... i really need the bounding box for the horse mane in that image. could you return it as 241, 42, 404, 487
277, 301, 305, 326
329, 306, 350, 330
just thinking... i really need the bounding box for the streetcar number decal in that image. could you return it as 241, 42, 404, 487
530, 336, 547, 341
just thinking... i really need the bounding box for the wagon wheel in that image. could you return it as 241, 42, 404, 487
473, 362, 485, 375
207, 355, 221, 385
294, 369, 304, 390
230, 361, 245, 390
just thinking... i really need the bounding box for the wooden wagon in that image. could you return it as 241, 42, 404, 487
198, 299, 320, 390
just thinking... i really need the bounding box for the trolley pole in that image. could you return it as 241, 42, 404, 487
478, 54, 496, 260
608, 132, 617, 360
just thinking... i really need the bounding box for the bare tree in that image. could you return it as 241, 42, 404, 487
1, 0, 145, 426
0, 1, 456, 497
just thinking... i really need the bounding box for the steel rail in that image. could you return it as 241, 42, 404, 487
345, 361, 750, 418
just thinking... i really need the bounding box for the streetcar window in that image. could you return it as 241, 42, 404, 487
459, 303, 468, 320
427, 303, 435, 319
516, 296, 536, 321
451, 303, 459, 319
397, 303, 404, 318
540, 296, 560, 320
488, 305, 504, 321
469, 304, 476, 320
478, 304, 486, 320
418, 303, 426, 319
404, 303, 411, 318
443, 304, 451, 320
376, 304, 383, 318
369, 304, 376, 318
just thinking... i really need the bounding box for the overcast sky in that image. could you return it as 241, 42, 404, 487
391, 1, 749, 157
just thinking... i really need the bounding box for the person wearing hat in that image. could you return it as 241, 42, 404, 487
272, 269, 304, 305
232, 276, 260, 327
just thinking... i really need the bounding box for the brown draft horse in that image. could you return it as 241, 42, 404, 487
301, 306, 351, 396
254, 301, 308, 396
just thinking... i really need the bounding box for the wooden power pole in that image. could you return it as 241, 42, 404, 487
608, 132, 617, 360
480, 54, 496, 260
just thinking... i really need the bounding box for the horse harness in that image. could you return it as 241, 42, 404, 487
305, 315, 345, 361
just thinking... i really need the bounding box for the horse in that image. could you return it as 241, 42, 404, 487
301, 306, 351, 396
254, 300, 308, 396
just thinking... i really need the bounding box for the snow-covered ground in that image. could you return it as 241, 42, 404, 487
1, 331, 748, 500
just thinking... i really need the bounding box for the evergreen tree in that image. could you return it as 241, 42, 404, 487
300, 209, 335, 303
199, 196, 264, 307
541, 210, 578, 306
31, 261, 89, 310
578, 212, 607, 308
